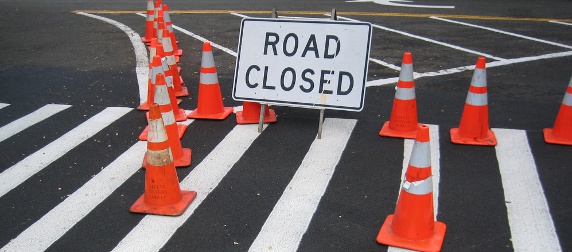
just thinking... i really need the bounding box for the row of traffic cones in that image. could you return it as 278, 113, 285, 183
380, 52, 572, 146
130, 0, 279, 217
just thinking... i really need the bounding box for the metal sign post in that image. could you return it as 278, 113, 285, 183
317, 9, 337, 139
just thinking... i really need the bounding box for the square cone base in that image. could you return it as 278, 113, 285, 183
236, 109, 277, 124
142, 148, 192, 169
450, 128, 497, 146
377, 215, 447, 252
379, 121, 417, 139
129, 190, 197, 216
138, 123, 187, 141
175, 86, 188, 97
187, 107, 233, 120
543, 128, 572, 145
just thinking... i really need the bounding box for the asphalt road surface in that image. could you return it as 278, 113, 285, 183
1, 0, 571, 251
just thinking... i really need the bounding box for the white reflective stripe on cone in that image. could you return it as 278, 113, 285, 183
162, 37, 173, 52
395, 87, 415, 100
161, 110, 176, 126
471, 68, 487, 87
148, 119, 168, 143
399, 64, 414, 82
201, 52, 215, 68
562, 92, 572, 106
409, 141, 431, 168
154, 85, 170, 105
200, 72, 218, 85
466, 92, 488, 106
402, 176, 433, 195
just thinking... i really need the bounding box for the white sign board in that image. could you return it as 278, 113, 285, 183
233, 18, 372, 111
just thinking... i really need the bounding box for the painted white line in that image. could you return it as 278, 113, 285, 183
0, 103, 9, 109
367, 50, 572, 86
493, 128, 562, 252
231, 12, 249, 19
369, 58, 402, 71
338, 15, 504, 61
113, 123, 265, 251
347, 0, 454, 9
248, 118, 357, 252
388, 124, 440, 252
549, 20, 572, 27
135, 13, 238, 57
77, 12, 149, 105
0, 107, 132, 198
0, 119, 194, 252
0, 104, 71, 143
431, 17, 572, 50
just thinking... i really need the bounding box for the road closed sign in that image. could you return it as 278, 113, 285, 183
233, 18, 372, 111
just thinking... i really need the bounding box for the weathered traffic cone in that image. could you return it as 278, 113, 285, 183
141, 74, 191, 168
377, 124, 446, 251
187, 42, 233, 120
544, 75, 572, 145
236, 101, 277, 124
379, 52, 419, 139
129, 103, 196, 216
450, 57, 497, 146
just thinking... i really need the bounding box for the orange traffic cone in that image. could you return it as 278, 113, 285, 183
139, 56, 187, 141
187, 42, 233, 120
160, 28, 187, 96
450, 57, 497, 146
141, 0, 155, 43
163, 4, 183, 57
377, 124, 446, 251
379, 52, 419, 139
142, 74, 191, 168
130, 103, 196, 216
137, 38, 160, 111
236, 101, 277, 124
544, 75, 572, 145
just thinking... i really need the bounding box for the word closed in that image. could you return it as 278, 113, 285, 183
233, 18, 372, 111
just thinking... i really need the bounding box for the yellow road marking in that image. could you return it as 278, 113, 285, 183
72, 10, 572, 23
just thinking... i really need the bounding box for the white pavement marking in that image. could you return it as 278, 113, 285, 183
431, 17, 572, 50
1, 119, 194, 252
0, 104, 71, 143
389, 124, 440, 252
248, 118, 357, 252
367, 50, 572, 86
338, 15, 505, 61
493, 128, 562, 252
135, 13, 238, 57
77, 12, 149, 105
0, 103, 9, 109
369, 58, 402, 71
113, 123, 265, 252
346, 0, 454, 9
549, 20, 572, 27
0, 107, 132, 198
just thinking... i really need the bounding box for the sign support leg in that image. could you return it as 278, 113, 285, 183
258, 104, 265, 133
317, 109, 324, 139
